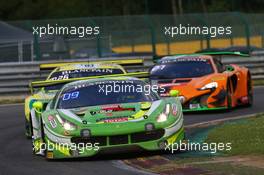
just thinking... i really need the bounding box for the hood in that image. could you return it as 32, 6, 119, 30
157, 73, 226, 95
57, 100, 165, 124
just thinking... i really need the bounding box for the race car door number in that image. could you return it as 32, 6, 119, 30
189, 104, 200, 109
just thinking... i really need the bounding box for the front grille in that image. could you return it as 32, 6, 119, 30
71, 129, 165, 146
71, 136, 107, 146
131, 129, 165, 143
174, 79, 192, 83
158, 79, 173, 84
109, 135, 128, 145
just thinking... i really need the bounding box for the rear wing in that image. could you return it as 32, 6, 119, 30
153, 51, 249, 62
29, 71, 149, 94
39, 58, 144, 70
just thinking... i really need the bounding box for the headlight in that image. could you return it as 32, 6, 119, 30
47, 115, 57, 128
55, 114, 77, 131
200, 82, 218, 90
63, 122, 76, 131
178, 96, 186, 104
156, 104, 170, 123
157, 113, 168, 123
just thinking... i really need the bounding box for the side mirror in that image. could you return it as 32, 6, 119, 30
33, 101, 43, 112
169, 89, 180, 97
225, 65, 234, 72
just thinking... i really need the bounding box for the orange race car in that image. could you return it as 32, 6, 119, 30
150, 53, 253, 111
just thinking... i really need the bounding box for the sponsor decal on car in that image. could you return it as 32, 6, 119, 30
172, 104, 178, 115
48, 115, 57, 128
189, 103, 200, 109
96, 116, 129, 123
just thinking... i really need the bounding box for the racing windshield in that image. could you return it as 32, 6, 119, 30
150, 58, 214, 79
57, 80, 159, 109
44, 68, 124, 91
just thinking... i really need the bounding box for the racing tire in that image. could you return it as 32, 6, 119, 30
226, 81, 232, 109
40, 118, 47, 157
246, 73, 253, 107
26, 116, 33, 139
32, 118, 46, 157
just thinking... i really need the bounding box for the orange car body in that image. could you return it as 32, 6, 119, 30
150, 55, 253, 111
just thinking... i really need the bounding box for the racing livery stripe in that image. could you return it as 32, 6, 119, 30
58, 109, 83, 123
145, 100, 162, 116
164, 114, 183, 137
44, 127, 71, 144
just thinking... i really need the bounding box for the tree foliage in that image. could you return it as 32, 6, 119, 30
0, 0, 263, 20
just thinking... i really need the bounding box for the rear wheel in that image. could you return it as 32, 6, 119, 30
246, 73, 253, 106
227, 81, 232, 109
25, 116, 33, 139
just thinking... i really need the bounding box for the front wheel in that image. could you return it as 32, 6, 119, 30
25, 115, 33, 139
32, 118, 46, 157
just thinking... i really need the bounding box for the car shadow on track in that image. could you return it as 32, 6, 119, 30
47, 149, 169, 162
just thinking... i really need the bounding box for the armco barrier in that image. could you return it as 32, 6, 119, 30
0, 55, 263, 95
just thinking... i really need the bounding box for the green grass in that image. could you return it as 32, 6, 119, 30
168, 157, 264, 175
0, 96, 25, 105
253, 80, 264, 86
206, 114, 264, 155
0, 98, 24, 105
150, 115, 264, 175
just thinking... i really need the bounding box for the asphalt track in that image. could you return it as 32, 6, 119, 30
0, 86, 263, 175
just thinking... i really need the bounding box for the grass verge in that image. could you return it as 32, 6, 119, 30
206, 114, 264, 155
140, 114, 264, 175
253, 79, 264, 86
0, 96, 26, 105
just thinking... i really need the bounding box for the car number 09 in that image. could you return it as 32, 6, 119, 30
62, 91, 79, 101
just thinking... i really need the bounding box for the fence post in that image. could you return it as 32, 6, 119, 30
230, 34, 234, 46
88, 18, 102, 58
144, 15, 156, 56
262, 32, 264, 48
33, 33, 41, 61
195, 15, 211, 49
25, 20, 40, 61
18, 41, 23, 62
234, 12, 250, 51
96, 33, 102, 58
166, 36, 171, 55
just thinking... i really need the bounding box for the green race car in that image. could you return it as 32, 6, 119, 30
25, 59, 148, 137
31, 77, 185, 159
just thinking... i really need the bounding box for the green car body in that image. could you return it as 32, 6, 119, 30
25, 62, 148, 137
31, 77, 185, 159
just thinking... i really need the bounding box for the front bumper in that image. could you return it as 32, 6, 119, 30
181, 88, 228, 112
42, 116, 184, 159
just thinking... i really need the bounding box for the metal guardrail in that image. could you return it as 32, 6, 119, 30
0, 56, 263, 95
